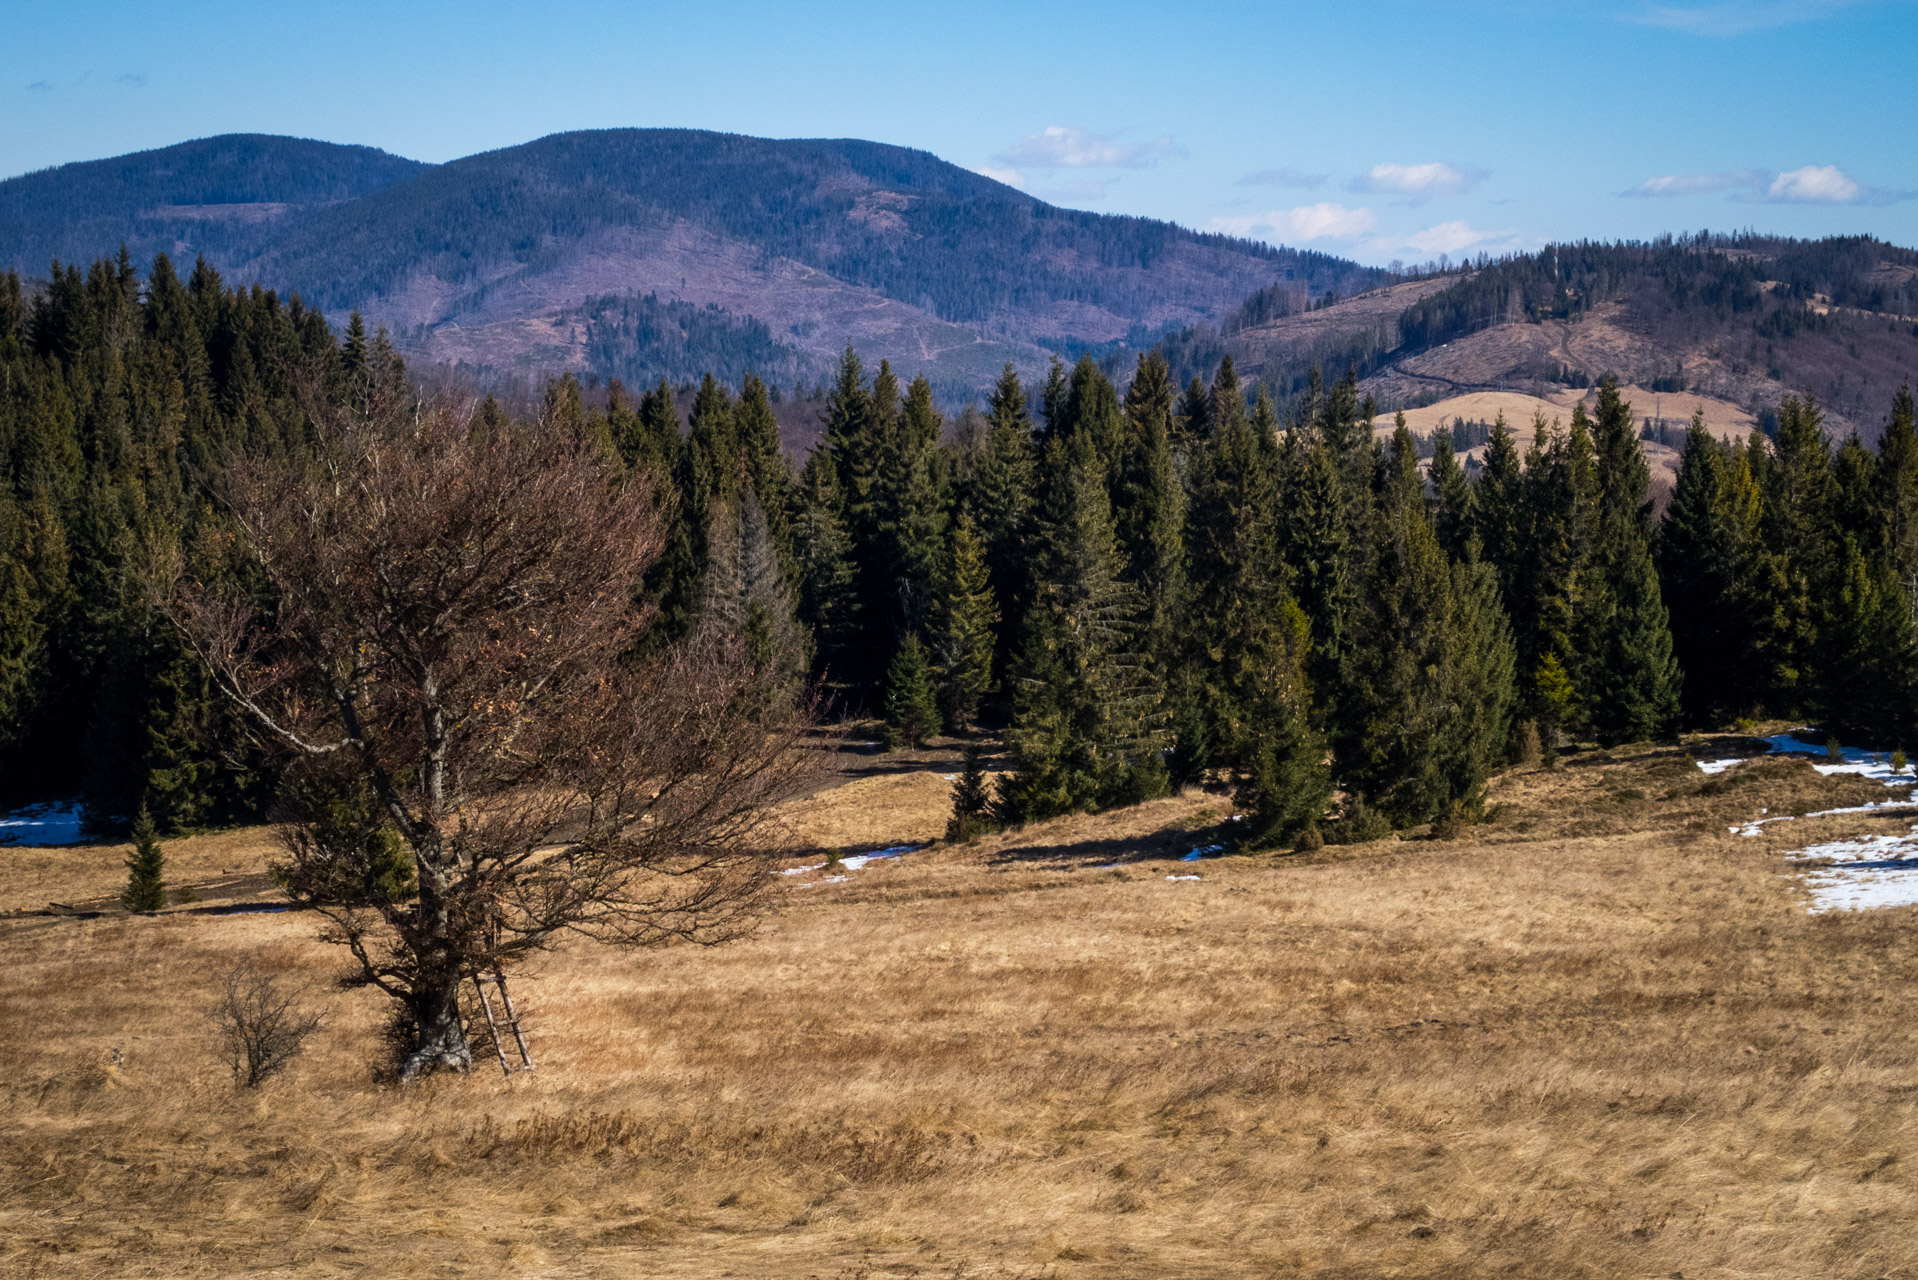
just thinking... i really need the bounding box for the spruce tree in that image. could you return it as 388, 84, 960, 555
931, 514, 998, 730
1429, 423, 1473, 559
1583, 377, 1680, 743
876, 375, 949, 637
735, 373, 795, 576
792, 450, 859, 679
998, 425, 1160, 819
1753, 394, 1834, 713
1117, 352, 1185, 675
1330, 418, 1513, 824
121, 805, 167, 913
1823, 538, 1918, 744
971, 365, 1037, 689
1878, 385, 1918, 598
883, 632, 941, 750
946, 742, 994, 842
1660, 410, 1739, 725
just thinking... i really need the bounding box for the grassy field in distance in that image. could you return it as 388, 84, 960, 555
4, 729, 1917, 1279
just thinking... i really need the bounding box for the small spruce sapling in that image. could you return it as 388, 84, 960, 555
121, 806, 167, 913
947, 742, 994, 842
1893, 750, 1909, 774
883, 633, 941, 750
1826, 737, 1846, 763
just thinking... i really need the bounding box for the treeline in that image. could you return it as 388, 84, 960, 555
642, 345, 1692, 846
0, 251, 402, 823
9, 251, 1918, 845
1662, 388, 1918, 742
577, 292, 820, 389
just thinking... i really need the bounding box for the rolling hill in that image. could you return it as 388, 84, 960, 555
0, 131, 1382, 393
1167, 234, 1918, 441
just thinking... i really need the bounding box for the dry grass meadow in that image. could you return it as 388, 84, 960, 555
5, 731, 1918, 1278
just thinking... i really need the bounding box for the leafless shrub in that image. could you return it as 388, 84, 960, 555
163, 394, 822, 1081
209, 961, 323, 1088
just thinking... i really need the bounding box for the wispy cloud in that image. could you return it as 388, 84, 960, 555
1624, 162, 1909, 203
1032, 177, 1117, 204
1349, 161, 1486, 199
1238, 167, 1327, 190
1630, 0, 1869, 36
1398, 221, 1521, 256
974, 166, 1026, 189
26, 79, 52, 91
1211, 203, 1378, 243
112, 72, 147, 88
1623, 168, 1770, 196
995, 125, 1183, 171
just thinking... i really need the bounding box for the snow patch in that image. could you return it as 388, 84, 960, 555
782, 844, 920, 885
1787, 826, 1918, 912
0, 801, 88, 847
1182, 844, 1226, 862
1702, 731, 1918, 835
1165, 874, 1201, 882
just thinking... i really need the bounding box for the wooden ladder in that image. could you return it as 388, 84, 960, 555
471, 970, 534, 1076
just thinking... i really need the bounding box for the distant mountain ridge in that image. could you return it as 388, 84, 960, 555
1141, 234, 1918, 441
0, 130, 1383, 392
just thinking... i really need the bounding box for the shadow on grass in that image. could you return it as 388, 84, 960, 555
986, 823, 1231, 870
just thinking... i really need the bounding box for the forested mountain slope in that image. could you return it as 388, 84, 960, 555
1158, 235, 1918, 440
0, 130, 1382, 393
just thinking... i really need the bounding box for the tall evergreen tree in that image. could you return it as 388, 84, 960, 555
1429, 423, 1473, 559
1117, 352, 1185, 674
931, 513, 998, 730
1582, 378, 1680, 743
998, 425, 1161, 819
970, 364, 1037, 691
792, 449, 859, 680
1660, 410, 1740, 726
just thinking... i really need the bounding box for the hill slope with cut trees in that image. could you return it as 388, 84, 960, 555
1141, 235, 1918, 441
0, 131, 1383, 394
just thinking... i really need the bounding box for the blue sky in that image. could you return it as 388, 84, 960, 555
5, 0, 1915, 265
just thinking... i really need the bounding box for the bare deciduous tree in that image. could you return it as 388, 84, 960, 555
167, 398, 818, 1080
210, 961, 324, 1088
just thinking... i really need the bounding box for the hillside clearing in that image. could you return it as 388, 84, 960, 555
5, 732, 1918, 1278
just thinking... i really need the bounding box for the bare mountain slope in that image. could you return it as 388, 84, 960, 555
2, 130, 1384, 392
1219, 235, 1918, 439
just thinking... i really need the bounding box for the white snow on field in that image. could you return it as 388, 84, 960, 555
784, 844, 919, 886
1702, 732, 1918, 836
1182, 844, 1226, 862
840, 844, 915, 870
0, 801, 88, 847
1701, 733, 1918, 910
1788, 827, 1918, 912
1166, 874, 1201, 882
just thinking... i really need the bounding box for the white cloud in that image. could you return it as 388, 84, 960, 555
1624, 163, 1899, 204
996, 125, 1183, 170
974, 166, 1026, 189
1239, 167, 1328, 189
1211, 203, 1378, 242
1765, 163, 1865, 202
1032, 177, 1117, 204
1398, 221, 1512, 256
1625, 168, 1769, 196
1632, 0, 1867, 36
1350, 161, 1485, 198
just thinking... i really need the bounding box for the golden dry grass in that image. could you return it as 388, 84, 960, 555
5, 735, 1918, 1278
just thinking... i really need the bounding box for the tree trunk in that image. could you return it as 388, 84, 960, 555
399, 976, 472, 1081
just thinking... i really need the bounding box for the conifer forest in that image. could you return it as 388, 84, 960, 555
6, 251, 1917, 846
